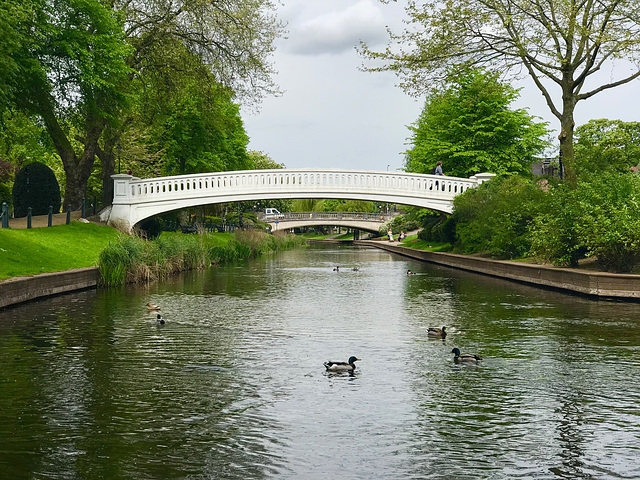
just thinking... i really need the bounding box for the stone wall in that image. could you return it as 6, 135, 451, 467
357, 241, 640, 300
0, 268, 101, 310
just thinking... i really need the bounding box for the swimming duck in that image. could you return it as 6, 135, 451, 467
407, 270, 415, 275
352, 267, 359, 272
146, 302, 161, 311
451, 347, 482, 363
333, 266, 340, 272
324, 356, 360, 372
156, 314, 165, 325
427, 326, 447, 338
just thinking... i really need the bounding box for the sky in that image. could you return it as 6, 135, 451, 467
242, 0, 640, 172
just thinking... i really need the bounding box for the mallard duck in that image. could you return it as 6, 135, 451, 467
156, 314, 165, 325
407, 270, 415, 275
146, 302, 161, 311
352, 267, 359, 272
451, 347, 482, 363
427, 326, 447, 338
333, 266, 340, 272
324, 356, 360, 372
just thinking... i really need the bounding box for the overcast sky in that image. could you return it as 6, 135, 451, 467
242, 0, 640, 172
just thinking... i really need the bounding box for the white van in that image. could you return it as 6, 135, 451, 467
264, 208, 284, 220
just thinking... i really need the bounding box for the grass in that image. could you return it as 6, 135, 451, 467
0, 222, 119, 280
397, 235, 452, 252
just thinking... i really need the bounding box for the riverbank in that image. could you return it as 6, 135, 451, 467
0, 227, 306, 310
357, 240, 640, 300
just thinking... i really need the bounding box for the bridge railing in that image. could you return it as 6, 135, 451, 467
264, 212, 396, 222
113, 169, 493, 206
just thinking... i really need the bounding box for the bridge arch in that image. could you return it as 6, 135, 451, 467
101, 169, 495, 230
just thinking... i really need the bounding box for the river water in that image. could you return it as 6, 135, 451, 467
1, 243, 640, 479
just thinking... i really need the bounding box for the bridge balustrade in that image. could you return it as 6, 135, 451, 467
121, 170, 479, 205
107, 169, 495, 229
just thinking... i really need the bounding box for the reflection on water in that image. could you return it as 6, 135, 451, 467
1, 243, 640, 479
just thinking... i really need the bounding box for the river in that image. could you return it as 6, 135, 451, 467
1, 243, 639, 479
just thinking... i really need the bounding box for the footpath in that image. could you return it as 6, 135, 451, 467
357, 239, 640, 300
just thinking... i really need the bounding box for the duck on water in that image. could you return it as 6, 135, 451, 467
324, 356, 360, 373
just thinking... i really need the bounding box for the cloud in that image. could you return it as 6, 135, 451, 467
283, 1, 388, 56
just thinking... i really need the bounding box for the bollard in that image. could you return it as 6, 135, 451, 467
1, 202, 7, 228
27, 207, 32, 229
48, 205, 53, 227
81, 198, 86, 218
66, 205, 71, 224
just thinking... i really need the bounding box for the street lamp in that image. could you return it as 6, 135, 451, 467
386, 164, 390, 171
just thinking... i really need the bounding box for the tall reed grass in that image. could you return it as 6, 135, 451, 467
99, 230, 306, 286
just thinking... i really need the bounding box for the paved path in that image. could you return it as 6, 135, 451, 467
5, 211, 84, 229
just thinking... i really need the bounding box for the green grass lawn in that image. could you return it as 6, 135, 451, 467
0, 222, 120, 280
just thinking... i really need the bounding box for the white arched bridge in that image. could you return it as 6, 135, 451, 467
101, 169, 495, 230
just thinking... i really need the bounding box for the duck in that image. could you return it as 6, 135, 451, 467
146, 302, 161, 311
407, 270, 415, 275
333, 266, 340, 272
451, 347, 482, 363
427, 326, 447, 338
352, 267, 359, 272
156, 314, 165, 325
324, 356, 360, 372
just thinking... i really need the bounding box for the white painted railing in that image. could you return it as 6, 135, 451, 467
106, 169, 495, 229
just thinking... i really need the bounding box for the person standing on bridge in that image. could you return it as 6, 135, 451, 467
435, 161, 443, 176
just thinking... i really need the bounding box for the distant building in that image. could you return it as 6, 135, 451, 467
531, 157, 563, 178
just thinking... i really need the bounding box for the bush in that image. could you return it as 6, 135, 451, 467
12, 162, 61, 217
451, 175, 545, 258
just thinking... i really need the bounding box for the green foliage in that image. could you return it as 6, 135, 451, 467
12, 162, 61, 217
248, 150, 284, 170
451, 176, 545, 258
405, 68, 549, 178
381, 213, 422, 235
291, 198, 375, 213
528, 181, 585, 267
99, 230, 305, 286
417, 212, 456, 244
572, 173, 640, 273
574, 119, 640, 176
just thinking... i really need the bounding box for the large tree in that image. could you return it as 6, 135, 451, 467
11, 0, 133, 209
405, 68, 549, 178
4, 0, 283, 209
361, 0, 640, 184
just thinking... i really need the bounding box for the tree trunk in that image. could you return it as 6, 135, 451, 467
558, 83, 576, 186
98, 126, 118, 207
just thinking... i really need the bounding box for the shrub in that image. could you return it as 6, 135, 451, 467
451, 175, 545, 258
12, 162, 61, 217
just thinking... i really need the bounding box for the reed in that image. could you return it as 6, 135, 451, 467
98, 230, 304, 286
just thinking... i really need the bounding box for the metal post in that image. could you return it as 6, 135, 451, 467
48, 206, 53, 227
81, 198, 86, 218
27, 207, 32, 229
1, 202, 8, 228
66, 205, 71, 224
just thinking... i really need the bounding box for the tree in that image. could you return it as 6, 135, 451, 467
248, 150, 285, 170
574, 119, 640, 177
405, 68, 549, 178
361, 0, 640, 184
11, 0, 133, 209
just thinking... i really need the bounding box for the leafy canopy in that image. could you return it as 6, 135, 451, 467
405, 68, 549, 178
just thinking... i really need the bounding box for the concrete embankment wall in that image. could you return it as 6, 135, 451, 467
356, 240, 640, 300
0, 267, 101, 310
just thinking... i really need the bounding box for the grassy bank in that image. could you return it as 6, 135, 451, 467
0, 222, 119, 281
99, 229, 306, 286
